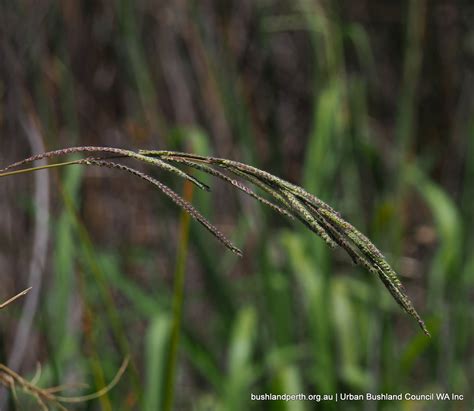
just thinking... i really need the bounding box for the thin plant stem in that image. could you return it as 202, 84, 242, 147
0, 160, 83, 178
163, 180, 194, 411
0, 288, 32, 310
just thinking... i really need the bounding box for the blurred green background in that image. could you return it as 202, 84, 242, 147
0, 1, 473, 410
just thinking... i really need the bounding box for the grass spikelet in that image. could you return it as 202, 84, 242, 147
160, 156, 295, 220
280, 189, 338, 248
76, 159, 242, 256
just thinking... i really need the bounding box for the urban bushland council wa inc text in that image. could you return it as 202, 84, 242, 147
250, 392, 464, 402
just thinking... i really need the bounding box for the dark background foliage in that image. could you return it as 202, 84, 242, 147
0, 1, 473, 410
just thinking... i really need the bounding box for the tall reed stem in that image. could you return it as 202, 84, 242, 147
163, 180, 194, 411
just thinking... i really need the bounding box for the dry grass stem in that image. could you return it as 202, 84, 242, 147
0, 288, 32, 310
0, 357, 129, 410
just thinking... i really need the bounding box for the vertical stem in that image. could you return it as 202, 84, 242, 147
396, 0, 426, 166
163, 180, 194, 411
387, 0, 427, 263
77, 271, 113, 411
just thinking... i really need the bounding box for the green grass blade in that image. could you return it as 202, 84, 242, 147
144, 314, 172, 411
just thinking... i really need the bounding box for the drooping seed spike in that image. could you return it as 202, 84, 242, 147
138, 150, 211, 163
76, 159, 242, 257
162, 157, 295, 220
0, 146, 135, 172
281, 189, 337, 248
227, 167, 293, 209
319, 208, 404, 290
205, 157, 339, 214
308, 205, 428, 334
376, 269, 430, 336
130, 152, 210, 191
141, 150, 338, 217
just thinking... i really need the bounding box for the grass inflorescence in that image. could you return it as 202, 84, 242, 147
0, 146, 430, 336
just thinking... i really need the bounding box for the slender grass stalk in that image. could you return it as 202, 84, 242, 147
0, 160, 84, 178
0, 288, 32, 310
163, 180, 194, 411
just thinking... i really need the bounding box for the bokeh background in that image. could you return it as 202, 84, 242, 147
1, 1, 473, 410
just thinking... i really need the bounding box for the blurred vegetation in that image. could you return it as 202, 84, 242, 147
0, 1, 473, 410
